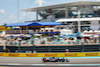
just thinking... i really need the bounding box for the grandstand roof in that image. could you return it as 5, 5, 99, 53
21, 1, 100, 12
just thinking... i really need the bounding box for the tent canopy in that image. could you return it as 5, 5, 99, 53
38, 32, 60, 34
5, 22, 61, 27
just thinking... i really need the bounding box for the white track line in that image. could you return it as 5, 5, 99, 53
32, 64, 46, 66
7, 64, 21, 65
0, 64, 100, 66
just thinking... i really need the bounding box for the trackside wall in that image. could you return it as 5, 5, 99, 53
0, 52, 100, 57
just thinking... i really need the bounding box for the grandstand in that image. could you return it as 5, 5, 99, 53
21, 1, 100, 33
0, 1, 100, 53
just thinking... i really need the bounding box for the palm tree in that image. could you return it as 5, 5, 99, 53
2, 23, 7, 26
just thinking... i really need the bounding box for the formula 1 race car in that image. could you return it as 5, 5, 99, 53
42, 57, 69, 62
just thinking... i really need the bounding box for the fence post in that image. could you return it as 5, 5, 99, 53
99, 45, 100, 51
32, 39, 35, 53
79, 40, 81, 45
81, 43, 84, 52
18, 41, 21, 52
49, 46, 51, 52
87, 40, 90, 45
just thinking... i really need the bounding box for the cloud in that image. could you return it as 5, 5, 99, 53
8, 0, 14, 1
9, 15, 15, 19
19, 12, 30, 20
22, 12, 31, 16
35, 0, 51, 7
0, 9, 6, 14
42, 0, 51, 4
0, 14, 17, 25
19, 12, 36, 22
97, 0, 100, 1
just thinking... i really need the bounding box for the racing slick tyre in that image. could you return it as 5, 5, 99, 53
62, 59, 65, 62
43, 60, 47, 62
66, 59, 69, 62
42, 57, 47, 62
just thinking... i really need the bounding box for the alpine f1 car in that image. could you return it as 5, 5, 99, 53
42, 57, 69, 62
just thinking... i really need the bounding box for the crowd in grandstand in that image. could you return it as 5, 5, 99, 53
0, 35, 99, 46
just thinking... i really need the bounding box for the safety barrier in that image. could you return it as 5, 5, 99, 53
5, 45, 100, 53
0, 52, 100, 57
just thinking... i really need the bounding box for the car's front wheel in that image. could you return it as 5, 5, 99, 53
66, 59, 69, 62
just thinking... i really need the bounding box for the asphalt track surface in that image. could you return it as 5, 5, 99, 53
0, 57, 100, 64
0, 66, 99, 67
0, 57, 100, 67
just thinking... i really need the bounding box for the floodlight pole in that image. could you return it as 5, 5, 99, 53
18, 41, 21, 52
78, 10, 81, 33
32, 35, 35, 53
17, 0, 21, 52
36, 10, 39, 22
65, 6, 68, 18
78, 10, 84, 52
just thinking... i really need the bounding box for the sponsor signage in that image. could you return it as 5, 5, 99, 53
26, 54, 38, 57
9, 54, 19, 57
0, 53, 3, 56
0, 26, 6, 31
45, 54, 57, 57
0, 52, 100, 57
65, 53, 78, 57
85, 53, 98, 56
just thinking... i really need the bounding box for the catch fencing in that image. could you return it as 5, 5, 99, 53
0, 45, 100, 53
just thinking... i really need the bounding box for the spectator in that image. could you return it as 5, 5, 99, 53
84, 37, 87, 43
81, 38, 84, 45
62, 58, 65, 62
5, 48, 10, 53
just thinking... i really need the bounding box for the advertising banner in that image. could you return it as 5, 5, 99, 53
0, 26, 6, 31
65, 53, 78, 57
45, 53, 57, 57
26, 54, 38, 57
9, 53, 19, 57
0, 53, 3, 56
85, 53, 99, 56
0, 52, 100, 57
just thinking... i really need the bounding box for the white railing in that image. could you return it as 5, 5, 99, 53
6, 30, 29, 34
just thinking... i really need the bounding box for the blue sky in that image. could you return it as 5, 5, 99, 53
0, 0, 97, 25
